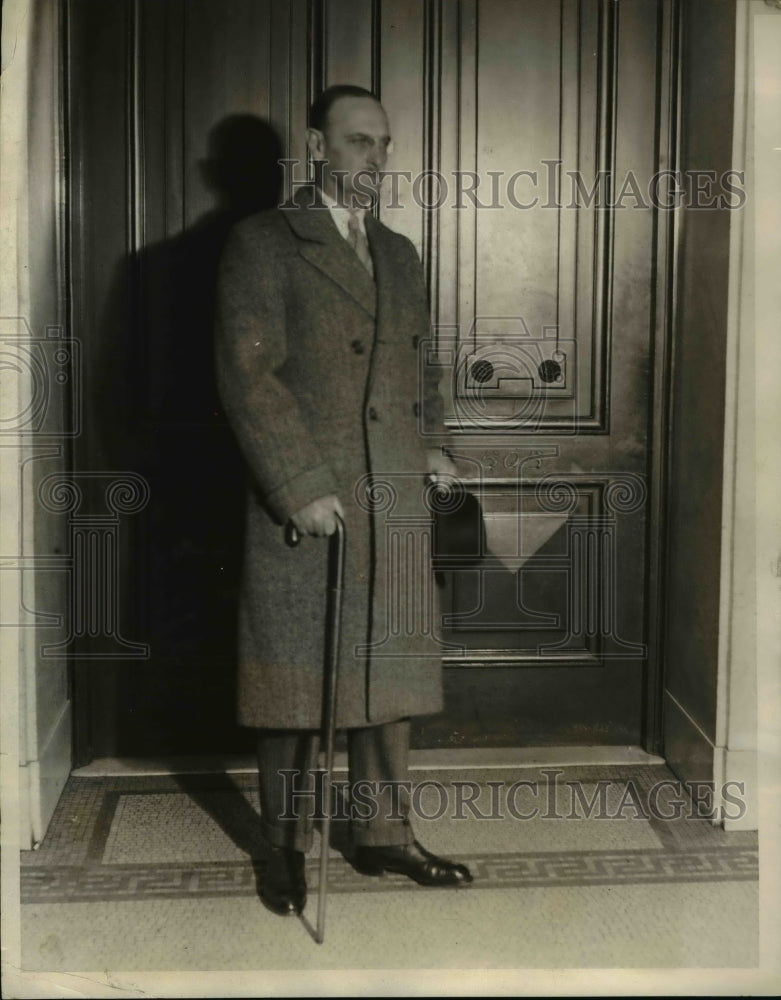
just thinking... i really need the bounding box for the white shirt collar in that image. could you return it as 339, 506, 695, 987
317, 187, 367, 241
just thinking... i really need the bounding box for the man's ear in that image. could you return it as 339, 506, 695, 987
306, 127, 325, 161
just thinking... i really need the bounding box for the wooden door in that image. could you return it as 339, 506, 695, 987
69, 0, 675, 759
403, 0, 670, 750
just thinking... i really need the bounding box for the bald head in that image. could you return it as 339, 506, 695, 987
306, 87, 391, 207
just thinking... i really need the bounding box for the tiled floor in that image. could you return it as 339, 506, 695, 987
19, 763, 758, 971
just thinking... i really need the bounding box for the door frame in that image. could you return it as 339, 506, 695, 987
644, 0, 683, 756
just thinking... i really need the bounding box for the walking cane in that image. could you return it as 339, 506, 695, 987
285, 511, 345, 945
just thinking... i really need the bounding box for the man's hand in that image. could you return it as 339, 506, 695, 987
426, 448, 459, 491
290, 495, 345, 537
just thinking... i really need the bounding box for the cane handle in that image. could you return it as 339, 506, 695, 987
284, 522, 301, 547
285, 513, 345, 550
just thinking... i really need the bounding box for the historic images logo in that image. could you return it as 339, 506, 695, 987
277, 768, 748, 824
1, 317, 151, 659
277, 160, 747, 212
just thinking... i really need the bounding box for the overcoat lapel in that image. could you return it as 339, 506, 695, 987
282, 188, 377, 318
364, 212, 406, 396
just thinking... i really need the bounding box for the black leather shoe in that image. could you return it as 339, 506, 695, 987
260, 847, 307, 915
352, 840, 473, 887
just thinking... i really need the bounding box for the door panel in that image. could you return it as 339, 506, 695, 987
70, 0, 672, 758
416, 0, 661, 746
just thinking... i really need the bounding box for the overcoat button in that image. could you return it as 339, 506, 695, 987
412, 402, 420, 416
368, 407, 379, 421
351, 339, 365, 355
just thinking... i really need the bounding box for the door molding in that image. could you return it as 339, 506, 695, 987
644, 0, 683, 755
0, 0, 72, 847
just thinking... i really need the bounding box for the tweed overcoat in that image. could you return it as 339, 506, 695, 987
215, 186, 450, 729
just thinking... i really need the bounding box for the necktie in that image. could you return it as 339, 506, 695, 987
347, 210, 374, 278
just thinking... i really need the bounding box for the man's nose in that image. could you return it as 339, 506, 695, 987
366, 145, 385, 171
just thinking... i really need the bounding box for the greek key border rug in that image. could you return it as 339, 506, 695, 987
21, 765, 758, 904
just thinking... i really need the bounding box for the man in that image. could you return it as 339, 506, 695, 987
215, 84, 472, 917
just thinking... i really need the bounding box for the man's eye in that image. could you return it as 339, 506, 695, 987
350, 137, 372, 148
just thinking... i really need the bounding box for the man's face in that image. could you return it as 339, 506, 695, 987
307, 96, 391, 207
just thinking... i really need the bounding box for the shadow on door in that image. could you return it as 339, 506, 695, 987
76, 116, 284, 761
